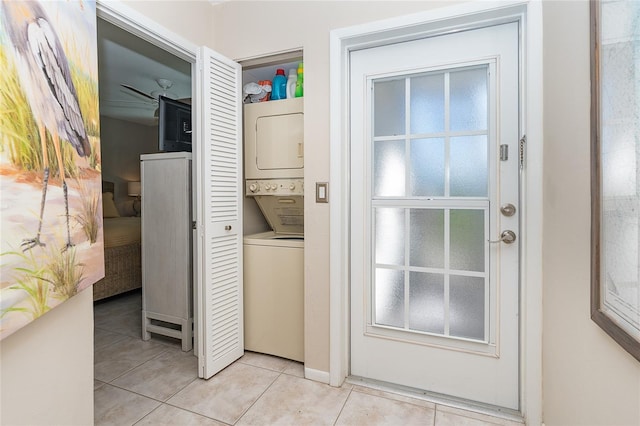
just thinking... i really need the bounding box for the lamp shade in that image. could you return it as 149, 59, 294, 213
127, 181, 141, 197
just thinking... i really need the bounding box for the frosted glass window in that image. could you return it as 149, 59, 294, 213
449, 275, 485, 340
450, 135, 488, 197
410, 74, 445, 134
450, 209, 485, 272
375, 208, 405, 266
375, 268, 405, 328
409, 272, 445, 334
410, 138, 445, 196
374, 79, 406, 137
450, 67, 488, 132
374, 140, 405, 196
409, 209, 444, 268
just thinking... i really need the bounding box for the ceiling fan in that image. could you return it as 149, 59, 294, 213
120, 78, 178, 104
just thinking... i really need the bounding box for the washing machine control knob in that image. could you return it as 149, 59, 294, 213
249, 183, 259, 193
289, 183, 296, 190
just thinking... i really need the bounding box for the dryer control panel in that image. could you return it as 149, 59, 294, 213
246, 179, 304, 196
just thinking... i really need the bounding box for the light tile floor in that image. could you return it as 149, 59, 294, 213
94, 291, 523, 426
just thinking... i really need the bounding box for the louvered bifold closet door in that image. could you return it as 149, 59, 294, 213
196, 46, 243, 379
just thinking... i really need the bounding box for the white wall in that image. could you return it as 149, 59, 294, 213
542, 1, 640, 425
0, 290, 94, 425
101, 116, 158, 214
123, 0, 213, 47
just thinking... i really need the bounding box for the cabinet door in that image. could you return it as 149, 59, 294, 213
195, 46, 243, 379
141, 155, 191, 319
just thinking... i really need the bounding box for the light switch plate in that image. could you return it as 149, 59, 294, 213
316, 182, 328, 203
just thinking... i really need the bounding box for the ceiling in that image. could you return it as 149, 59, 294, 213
97, 18, 302, 127
97, 18, 191, 127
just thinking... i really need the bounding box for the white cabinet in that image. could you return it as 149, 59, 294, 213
141, 152, 192, 351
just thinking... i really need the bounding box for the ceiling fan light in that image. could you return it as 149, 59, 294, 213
156, 78, 173, 90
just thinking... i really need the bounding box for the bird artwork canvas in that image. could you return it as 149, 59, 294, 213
0, 0, 104, 340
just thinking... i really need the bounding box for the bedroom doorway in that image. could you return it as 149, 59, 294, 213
95, 0, 245, 384
93, 6, 196, 367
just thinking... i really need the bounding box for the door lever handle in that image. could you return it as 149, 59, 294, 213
488, 230, 516, 244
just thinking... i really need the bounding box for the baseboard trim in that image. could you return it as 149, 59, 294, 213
304, 367, 330, 384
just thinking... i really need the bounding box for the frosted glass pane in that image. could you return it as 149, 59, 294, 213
410, 138, 444, 196
449, 275, 485, 340
375, 208, 405, 265
375, 268, 405, 328
374, 140, 405, 196
409, 272, 445, 334
410, 74, 444, 134
450, 135, 487, 197
450, 209, 485, 272
450, 67, 488, 132
409, 209, 444, 268
374, 79, 406, 137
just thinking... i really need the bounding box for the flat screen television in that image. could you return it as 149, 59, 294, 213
158, 95, 192, 152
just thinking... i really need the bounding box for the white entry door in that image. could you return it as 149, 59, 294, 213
350, 23, 520, 409
195, 46, 244, 379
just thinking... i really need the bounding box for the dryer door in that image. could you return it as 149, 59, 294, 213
244, 98, 304, 179
256, 112, 303, 171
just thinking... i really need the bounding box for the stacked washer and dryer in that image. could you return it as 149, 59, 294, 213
243, 98, 304, 362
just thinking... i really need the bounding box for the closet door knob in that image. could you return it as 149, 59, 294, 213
225, 225, 232, 231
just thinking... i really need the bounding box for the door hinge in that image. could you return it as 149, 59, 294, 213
519, 135, 526, 170
192, 221, 197, 230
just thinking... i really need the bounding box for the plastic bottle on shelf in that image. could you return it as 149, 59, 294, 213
295, 62, 303, 98
271, 68, 287, 100
286, 68, 297, 99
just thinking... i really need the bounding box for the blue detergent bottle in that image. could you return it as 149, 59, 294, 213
271, 68, 287, 100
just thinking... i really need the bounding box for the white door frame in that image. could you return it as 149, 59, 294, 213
329, 1, 543, 423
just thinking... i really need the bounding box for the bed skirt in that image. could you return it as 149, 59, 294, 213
93, 242, 141, 301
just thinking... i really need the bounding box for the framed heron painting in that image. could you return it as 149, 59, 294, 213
0, 0, 104, 340
591, 0, 640, 362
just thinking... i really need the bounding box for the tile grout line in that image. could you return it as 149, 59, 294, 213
100, 382, 166, 405
236, 359, 293, 375
131, 402, 164, 426
160, 375, 199, 402
99, 379, 234, 426
161, 400, 234, 426
232, 370, 283, 425
100, 345, 174, 384
332, 386, 354, 426
105, 370, 200, 405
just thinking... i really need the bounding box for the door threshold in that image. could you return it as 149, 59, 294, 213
346, 376, 524, 424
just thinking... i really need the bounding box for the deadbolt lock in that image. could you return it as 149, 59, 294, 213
500, 203, 516, 217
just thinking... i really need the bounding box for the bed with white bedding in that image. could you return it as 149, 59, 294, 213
93, 181, 141, 301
